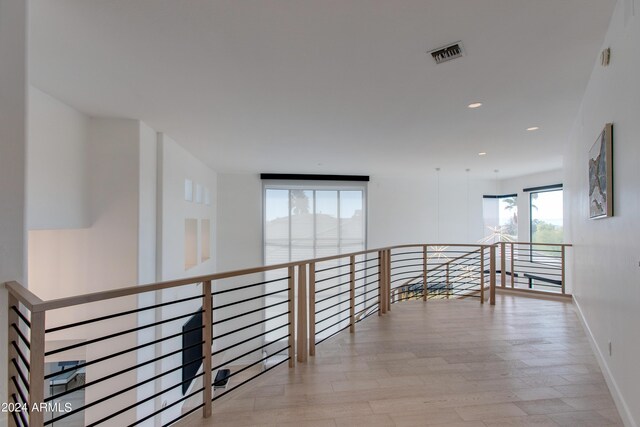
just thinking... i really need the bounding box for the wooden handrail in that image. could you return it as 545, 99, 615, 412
4, 280, 44, 311
508, 242, 573, 247
3, 242, 522, 313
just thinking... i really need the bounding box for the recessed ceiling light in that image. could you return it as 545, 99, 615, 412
478, 152, 487, 156
527, 126, 540, 131
468, 102, 483, 109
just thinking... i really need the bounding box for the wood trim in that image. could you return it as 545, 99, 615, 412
509, 242, 572, 247
500, 243, 506, 289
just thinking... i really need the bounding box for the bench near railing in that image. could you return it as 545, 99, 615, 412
4, 241, 571, 427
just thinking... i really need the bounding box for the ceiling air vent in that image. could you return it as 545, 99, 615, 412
429, 41, 465, 64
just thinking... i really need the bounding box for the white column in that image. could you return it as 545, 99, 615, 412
0, 0, 28, 425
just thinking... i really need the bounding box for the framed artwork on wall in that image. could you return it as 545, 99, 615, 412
588, 123, 613, 219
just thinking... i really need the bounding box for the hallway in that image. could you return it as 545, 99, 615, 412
185, 295, 621, 427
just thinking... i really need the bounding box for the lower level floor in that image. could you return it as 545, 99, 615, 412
185, 294, 622, 427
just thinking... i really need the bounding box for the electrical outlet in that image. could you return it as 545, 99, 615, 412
608, 341, 612, 357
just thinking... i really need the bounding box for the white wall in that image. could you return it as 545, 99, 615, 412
0, 1, 27, 425
368, 171, 495, 248
216, 173, 263, 271
28, 86, 89, 229
157, 133, 217, 424
564, 2, 640, 426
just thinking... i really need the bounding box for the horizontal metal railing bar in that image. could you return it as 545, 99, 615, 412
315, 287, 351, 305
212, 311, 289, 342
212, 299, 289, 326
11, 341, 30, 371
211, 276, 289, 296
7, 244, 492, 312
213, 345, 289, 395
315, 279, 352, 295
131, 387, 204, 427
212, 353, 290, 402
45, 309, 204, 356
11, 323, 30, 350
315, 323, 351, 346
390, 257, 424, 265
356, 308, 378, 322
315, 316, 350, 336
11, 305, 31, 328
45, 293, 204, 334
44, 323, 204, 379
353, 280, 379, 292
353, 264, 379, 274
213, 323, 290, 356
510, 242, 572, 247
390, 251, 424, 257
163, 403, 205, 427
315, 262, 351, 273
45, 339, 205, 402
509, 253, 562, 259
11, 359, 29, 393
513, 264, 561, 271
390, 270, 424, 282
390, 262, 423, 271
315, 298, 349, 316
354, 271, 379, 282
10, 394, 27, 427
315, 270, 351, 284
54, 359, 205, 426
315, 305, 352, 326
212, 335, 289, 371
213, 287, 288, 310
11, 376, 27, 407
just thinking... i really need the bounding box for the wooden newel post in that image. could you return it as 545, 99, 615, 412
500, 242, 506, 289
480, 247, 485, 304
308, 262, 316, 356
349, 256, 356, 333
202, 280, 213, 417
561, 245, 566, 295
510, 243, 515, 288
29, 310, 46, 427
297, 264, 308, 363
385, 249, 391, 311
287, 266, 295, 367
490, 245, 496, 305
423, 245, 428, 302
378, 251, 385, 315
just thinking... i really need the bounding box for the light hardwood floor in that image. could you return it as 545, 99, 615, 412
185, 294, 623, 427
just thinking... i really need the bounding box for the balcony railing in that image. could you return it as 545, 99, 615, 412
4, 241, 570, 427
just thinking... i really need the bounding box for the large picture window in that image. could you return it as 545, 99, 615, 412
263, 183, 366, 342
264, 186, 366, 264
530, 188, 563, 245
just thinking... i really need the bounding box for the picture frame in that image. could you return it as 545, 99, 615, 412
588, 123, 613, 219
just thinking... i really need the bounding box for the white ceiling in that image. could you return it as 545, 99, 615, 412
30, 0, 616, 178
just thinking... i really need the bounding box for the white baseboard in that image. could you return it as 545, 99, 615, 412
573, 296, 637, 427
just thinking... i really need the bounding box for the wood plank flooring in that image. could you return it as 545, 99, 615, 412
185, 295, 623, 427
